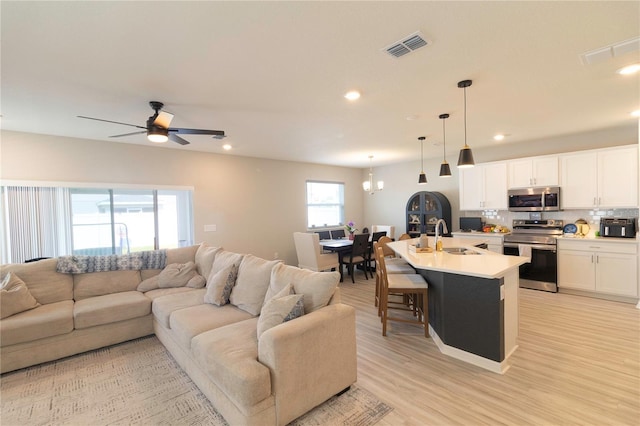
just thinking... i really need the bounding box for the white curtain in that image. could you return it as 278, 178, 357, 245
1, 186, 72, 264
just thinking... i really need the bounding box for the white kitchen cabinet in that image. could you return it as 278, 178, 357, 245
508, 156, 558, 188
560, 145, 638, 209
558, 239, 638, 298
459, 162, 507, 211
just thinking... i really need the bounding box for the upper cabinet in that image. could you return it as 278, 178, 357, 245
459, 162, 508, 211
560, 145, 638, 209
508, 156, 558, 189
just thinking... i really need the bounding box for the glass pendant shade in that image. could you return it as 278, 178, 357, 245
456, 80, 475, 168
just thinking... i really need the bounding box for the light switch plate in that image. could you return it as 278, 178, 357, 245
204, 224, 216, 232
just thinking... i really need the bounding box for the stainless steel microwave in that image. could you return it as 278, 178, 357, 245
508, 187, 561, 212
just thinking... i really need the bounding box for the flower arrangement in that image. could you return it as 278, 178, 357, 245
344, 221, 358, 234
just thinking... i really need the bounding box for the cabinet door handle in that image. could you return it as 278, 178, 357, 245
593, 197, 596, 206
598, 197, 601, 205
591, 254, 594, 263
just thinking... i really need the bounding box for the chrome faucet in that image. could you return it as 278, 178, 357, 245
435, 219, 448, 251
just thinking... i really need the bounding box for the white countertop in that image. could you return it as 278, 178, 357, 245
452, 231, 509, 239
387, 237, 529, 279
557, 235, 639, 245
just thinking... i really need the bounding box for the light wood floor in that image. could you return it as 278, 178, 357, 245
339, 271, 640, 425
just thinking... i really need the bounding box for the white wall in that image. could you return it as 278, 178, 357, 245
0, 131, 364, 265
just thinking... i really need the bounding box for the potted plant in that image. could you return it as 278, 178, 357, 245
344, 221, 358, 240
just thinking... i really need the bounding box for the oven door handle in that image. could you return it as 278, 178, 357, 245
503, 242, 557, 252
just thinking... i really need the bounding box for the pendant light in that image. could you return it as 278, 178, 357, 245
418, 136, 427, 184
457, 79, 475, 168
438, 114, 452, 177
362, 155, 384, 194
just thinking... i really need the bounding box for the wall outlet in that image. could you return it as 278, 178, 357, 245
204, 224, 217, 232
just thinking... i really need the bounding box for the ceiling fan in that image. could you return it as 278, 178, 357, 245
78, 101, 225, 145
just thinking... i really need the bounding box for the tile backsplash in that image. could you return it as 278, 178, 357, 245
461, 208, 639, 237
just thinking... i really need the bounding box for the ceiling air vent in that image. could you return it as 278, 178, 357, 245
384, 31, 429, 58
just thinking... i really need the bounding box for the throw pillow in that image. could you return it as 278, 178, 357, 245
158, 261, 197, 288
195, 243, 222, 284
257, 284, 305, 339
204, 263, 239, 306
230, 254, 282, 316
187, 274, 206, 289
266, 263, 339, 314
137, 275, 159, 292
1, 272, 40, 319
210, 251, 245, 282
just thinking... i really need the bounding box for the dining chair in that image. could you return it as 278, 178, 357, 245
373, 238, 415, 311
293, 232, 340, 273
340, 233, 370, 283
375, 246, 429, 337
331, 229, 346, 239
371, 225, 395, 240
315, 230, 331, 240
367, 231, 387, 272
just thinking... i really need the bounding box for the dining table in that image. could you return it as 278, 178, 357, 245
318, 239, 354, 281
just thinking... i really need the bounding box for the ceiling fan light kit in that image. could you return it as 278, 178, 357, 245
456, 79, 475, 168
78, 101, 225, 146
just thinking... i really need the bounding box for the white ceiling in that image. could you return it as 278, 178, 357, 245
2, 1, 639, 168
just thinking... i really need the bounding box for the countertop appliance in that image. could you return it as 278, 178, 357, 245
459, 217, 483, 232
600, 218, 637, 238
508, 187, 560, 212
503, 219, 563, 292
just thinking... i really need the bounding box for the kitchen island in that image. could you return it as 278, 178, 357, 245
387, 237, 529, 374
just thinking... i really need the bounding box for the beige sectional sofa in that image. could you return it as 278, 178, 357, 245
0, 244, 357, 426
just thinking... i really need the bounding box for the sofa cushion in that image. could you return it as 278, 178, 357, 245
0, 300, 74, 347
195, 243, 223, 284
74, 291, 151, 329
169, 304, 253, 349
166, 245, 199, 265
229, 255, 281, 315
137, 275, 160, 292
158, 262, 197, 288
266, 264, 339, 314
73, 270, 141, 301
151, 289, 207, 328
257, 284, 304, 338
192, 318, 271, 410
204, 263, 239, 306
143, 287, 195, 300
1, 272, 40, 319
1, 258, 73, 304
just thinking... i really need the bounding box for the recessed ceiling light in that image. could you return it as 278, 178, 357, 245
344, 91, 361, 101
631, 110, 640, 117
617, 63, 640, 75
222, 144, 232, 150
493, 134, 505, 141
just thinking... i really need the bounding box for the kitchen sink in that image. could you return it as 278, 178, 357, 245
442, 247, 481, 255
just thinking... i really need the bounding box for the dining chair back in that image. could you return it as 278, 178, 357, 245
340, 233, 370, 283
331, 229, 346, 239
371, 225, 395, 240
398, 233, 412, 240
315, 230, 331, 240
293, 232, 339, 272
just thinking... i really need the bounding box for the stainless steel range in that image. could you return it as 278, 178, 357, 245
503, 219, 563, 292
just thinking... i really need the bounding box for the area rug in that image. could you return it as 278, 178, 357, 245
0, 336, 392, 426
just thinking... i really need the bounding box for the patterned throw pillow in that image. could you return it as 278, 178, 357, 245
256, 284, 305, 339
0, 272, 40, 319
204, 263, 239, 306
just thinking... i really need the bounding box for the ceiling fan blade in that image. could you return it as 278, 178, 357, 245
169, 133, 190, 145
109, 130, 147, 138
171, 127, 225, 137
153, 111, 174, 129
77, 115, 146, 129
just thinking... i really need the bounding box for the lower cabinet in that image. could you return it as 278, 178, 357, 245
558, 239, 638, 298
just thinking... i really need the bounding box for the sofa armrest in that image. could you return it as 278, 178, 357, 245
258, 303, 357, 425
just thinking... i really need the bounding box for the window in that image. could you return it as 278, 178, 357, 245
1, 184, 193, 263
306, 181, 344, 229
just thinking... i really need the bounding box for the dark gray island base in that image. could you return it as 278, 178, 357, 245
420, 270, 504, 363
388, 237, 526, 374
